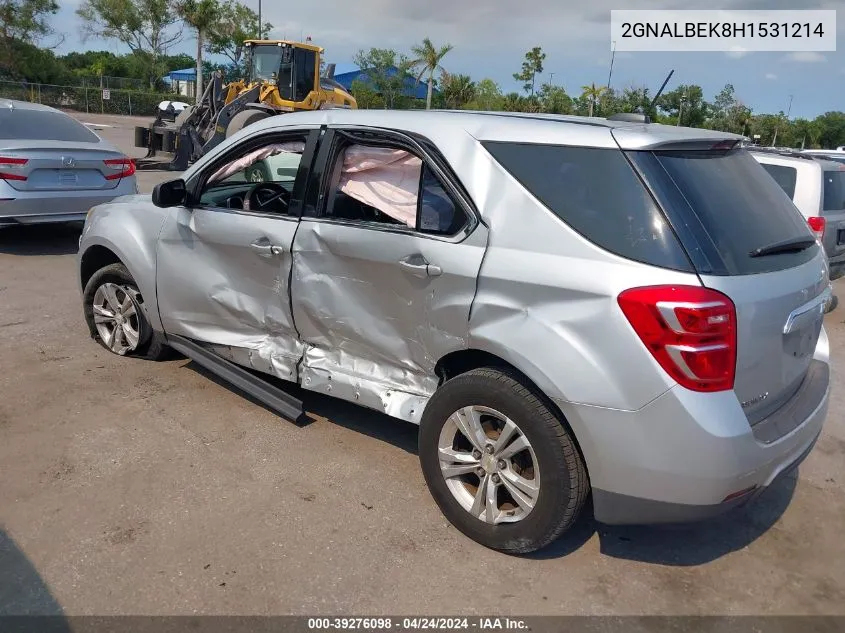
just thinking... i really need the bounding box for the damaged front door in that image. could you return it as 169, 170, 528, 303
156, 128, 319, 382
290, 129, 488, 422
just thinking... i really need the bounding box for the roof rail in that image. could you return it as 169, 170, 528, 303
747, 146, 816, 160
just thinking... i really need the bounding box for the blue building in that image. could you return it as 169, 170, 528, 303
167, 68, 197, 99
332, 65, 433, 101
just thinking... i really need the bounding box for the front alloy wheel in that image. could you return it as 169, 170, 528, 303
92, 283, 142, 355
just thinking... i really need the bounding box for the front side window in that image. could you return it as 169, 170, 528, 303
321, 142, 467, 235
198, 138, 306, 214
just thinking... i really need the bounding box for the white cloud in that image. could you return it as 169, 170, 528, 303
765, 73, 778, 80
785, 52, 827, 62
726, 47, 749, 59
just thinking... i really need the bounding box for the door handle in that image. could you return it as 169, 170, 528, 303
398, 256, 442, 278
250, 240, 283, 257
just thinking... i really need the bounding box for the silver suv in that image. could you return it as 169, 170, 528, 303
78, 111, 830, 554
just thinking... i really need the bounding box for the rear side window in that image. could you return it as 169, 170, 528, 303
823, 170, 845, 212
482, 142, 693, 272
0, 109, 99, 143
759, 163, 798, 199
629, 149, 817, 275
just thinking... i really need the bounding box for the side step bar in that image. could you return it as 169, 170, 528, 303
166, 335, 304, 422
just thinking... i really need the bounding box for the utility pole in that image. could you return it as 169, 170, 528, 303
549, 72, 555, 86
607, 40, 616, 91
258, 0, 262, 39
771, 94, 793, 147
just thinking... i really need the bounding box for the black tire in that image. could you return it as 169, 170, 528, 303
825, 294, 838, 314
419, 368, 589, 554
226, 109, 269, 139
82, 263, 170, 360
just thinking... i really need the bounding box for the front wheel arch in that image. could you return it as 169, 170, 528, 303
80, 245, 122, 291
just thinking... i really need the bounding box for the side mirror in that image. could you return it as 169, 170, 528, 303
152, 179, 187, 208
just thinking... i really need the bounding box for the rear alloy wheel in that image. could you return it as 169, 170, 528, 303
437, 406, 540, 525
419, 368, 589, 554
83, 263, 169, 360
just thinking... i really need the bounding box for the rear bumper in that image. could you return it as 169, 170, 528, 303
0, 180, 136, 226
558, 336, 830, 526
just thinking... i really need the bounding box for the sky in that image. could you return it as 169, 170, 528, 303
52, 0, 844, 119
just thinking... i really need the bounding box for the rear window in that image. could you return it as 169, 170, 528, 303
759, 163, 798, 199
0, 109, 99, 143
629, 148, 818, 275
481, 142, 693, 272
823, 170, 845, 212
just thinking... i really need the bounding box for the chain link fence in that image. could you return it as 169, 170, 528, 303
0, 80, 181, 117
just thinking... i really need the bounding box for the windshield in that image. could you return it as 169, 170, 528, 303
248, 46, 283, 82
823, 170, 845, 211
629, 148, 817, 275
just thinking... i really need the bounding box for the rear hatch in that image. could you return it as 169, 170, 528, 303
623, 137, 827, 422
820, 166, 845, 261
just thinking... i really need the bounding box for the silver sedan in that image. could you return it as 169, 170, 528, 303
0, 99, 137, 227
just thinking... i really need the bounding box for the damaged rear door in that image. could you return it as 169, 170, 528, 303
156, 127, 320, 381
290, 127, 488, 422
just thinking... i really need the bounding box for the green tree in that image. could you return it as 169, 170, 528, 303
513, 46, 545, 96
76, 0, 182, 88
503, 92, 522, 112
791, 118, 821, 149
0, 0, 59, 77
658, 84, 706, 127
465, 78, 503, 111
539, 83, 572, 114
580, 82, 607, 117
353, 48, 412, 109
174, 0, 220, 100
814, 111, 845, 149
205, 0, 270, 73
409, 37, 452, 110
350, 78, 384, 109
749, 113, 781, 146
440, 71, 475, 109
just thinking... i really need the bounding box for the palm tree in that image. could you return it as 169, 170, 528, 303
580, 82, 608, 117
441, 71, 475, 109
176, 0, 221, 101
410, 37, 453, 110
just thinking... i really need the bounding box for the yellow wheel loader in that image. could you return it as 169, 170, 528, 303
134, 40, 356, 171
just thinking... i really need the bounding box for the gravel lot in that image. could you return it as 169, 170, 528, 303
1, 111, 844, 617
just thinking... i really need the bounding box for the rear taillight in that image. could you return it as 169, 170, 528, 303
618, 285, 737, 393
103, 157, 136, 180
808, 216, 826, 240
0, 156, 28, 181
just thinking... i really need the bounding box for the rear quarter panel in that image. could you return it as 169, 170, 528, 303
457, 142, 701, 412
79, 197, 171, 332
